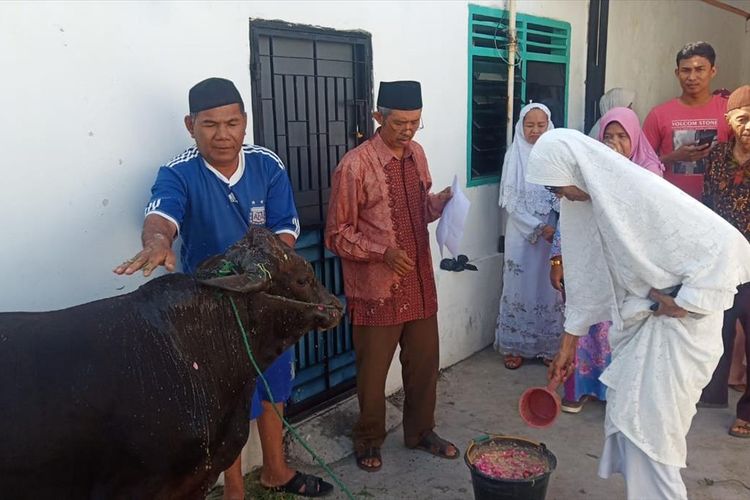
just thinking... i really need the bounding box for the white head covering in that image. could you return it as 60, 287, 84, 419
498, 103, 557, 215
526, 128, 750, 333
587, 87, 637, 138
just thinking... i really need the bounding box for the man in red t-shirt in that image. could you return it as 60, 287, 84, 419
643, 41, 730, 200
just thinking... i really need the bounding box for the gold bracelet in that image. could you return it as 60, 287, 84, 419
550, 258, 562, 266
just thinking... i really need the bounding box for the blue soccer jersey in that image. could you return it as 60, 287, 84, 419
145, 144, 300, 274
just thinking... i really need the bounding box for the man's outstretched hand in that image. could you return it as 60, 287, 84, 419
113, 215, 177, 277
114, 235, 176, 277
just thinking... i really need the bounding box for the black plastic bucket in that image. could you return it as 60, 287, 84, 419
464, 435, 557, 500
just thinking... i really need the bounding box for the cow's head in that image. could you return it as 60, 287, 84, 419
195, 227, 342, 331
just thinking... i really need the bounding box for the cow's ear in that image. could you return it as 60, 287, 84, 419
198, 274, 270, 293
198, 265, 271, 293
199, 274, 269, 293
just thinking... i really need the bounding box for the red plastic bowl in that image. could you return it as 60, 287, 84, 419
519, 382, 561, 429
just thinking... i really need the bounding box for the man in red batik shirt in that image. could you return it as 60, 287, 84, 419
325, 81, 456, 472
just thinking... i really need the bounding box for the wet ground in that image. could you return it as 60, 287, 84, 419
209, 347, 750, 500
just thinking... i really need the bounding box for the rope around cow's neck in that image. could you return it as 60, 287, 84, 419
228, 297, 356, 500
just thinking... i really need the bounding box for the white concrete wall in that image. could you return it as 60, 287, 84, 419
0, 0, 587, 361
605, 0, 750, 122
0, 0, 587, 470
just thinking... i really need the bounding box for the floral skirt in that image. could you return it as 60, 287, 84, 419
564, 321, 612, 402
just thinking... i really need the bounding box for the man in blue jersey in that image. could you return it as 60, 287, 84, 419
115, 78, 332, 498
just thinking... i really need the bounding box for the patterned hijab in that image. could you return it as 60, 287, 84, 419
498, 103, 557, 215
597, 106, 664, 176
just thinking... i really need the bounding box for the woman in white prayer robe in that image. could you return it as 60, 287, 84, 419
526, 129, 750, 500
495, 103, 564, 370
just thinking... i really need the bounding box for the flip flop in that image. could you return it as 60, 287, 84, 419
355, 446, 382, 472
729, 420, 750, 439
263, 471, 334, 497
414, 431, 459, 459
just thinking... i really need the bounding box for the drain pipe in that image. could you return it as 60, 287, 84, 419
506, 0, 517, 147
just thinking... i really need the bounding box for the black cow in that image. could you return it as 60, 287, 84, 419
0, 227, 343, 499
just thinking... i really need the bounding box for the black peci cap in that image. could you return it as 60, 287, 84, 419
376, 81, 422, 110
188, 77, 244, 114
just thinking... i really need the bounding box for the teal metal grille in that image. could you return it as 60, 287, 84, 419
467, 4, 571, 186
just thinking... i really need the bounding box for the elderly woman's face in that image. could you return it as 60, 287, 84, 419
726, 106, 750, 148
523, 108, 549, 145
602, 121, 633, 158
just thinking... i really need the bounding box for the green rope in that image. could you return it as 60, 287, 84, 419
229, 297, 356, 500
216, 259, 238, 276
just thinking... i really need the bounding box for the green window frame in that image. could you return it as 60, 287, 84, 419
467, 4, 571, 187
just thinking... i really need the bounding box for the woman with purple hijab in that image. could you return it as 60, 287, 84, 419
551, 107, 664, 413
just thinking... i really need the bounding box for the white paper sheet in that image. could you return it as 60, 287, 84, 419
436, 175, 470, 258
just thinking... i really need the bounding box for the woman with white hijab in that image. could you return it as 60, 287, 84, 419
495, 103, 564, 369
587, 87, 637, 139
528, 129, 750, 499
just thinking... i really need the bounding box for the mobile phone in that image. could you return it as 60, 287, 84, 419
695, 130, 716, 148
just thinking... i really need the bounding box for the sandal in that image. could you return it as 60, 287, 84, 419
561, 398, 584, 414
729, 420, 750, 439
414, 431, 459, 459
263, 471, 334, 497
355, 446, 382, 472
504, 355, 523, 370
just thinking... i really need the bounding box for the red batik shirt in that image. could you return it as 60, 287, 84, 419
325, 131, 445, 326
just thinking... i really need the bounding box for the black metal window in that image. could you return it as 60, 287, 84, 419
249, 20, 373, 418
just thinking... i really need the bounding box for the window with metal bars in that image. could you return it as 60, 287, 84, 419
467, 4, 571, 186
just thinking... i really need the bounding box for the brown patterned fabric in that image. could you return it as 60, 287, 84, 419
325, 131, 444, 326
704, 139, 750, 240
